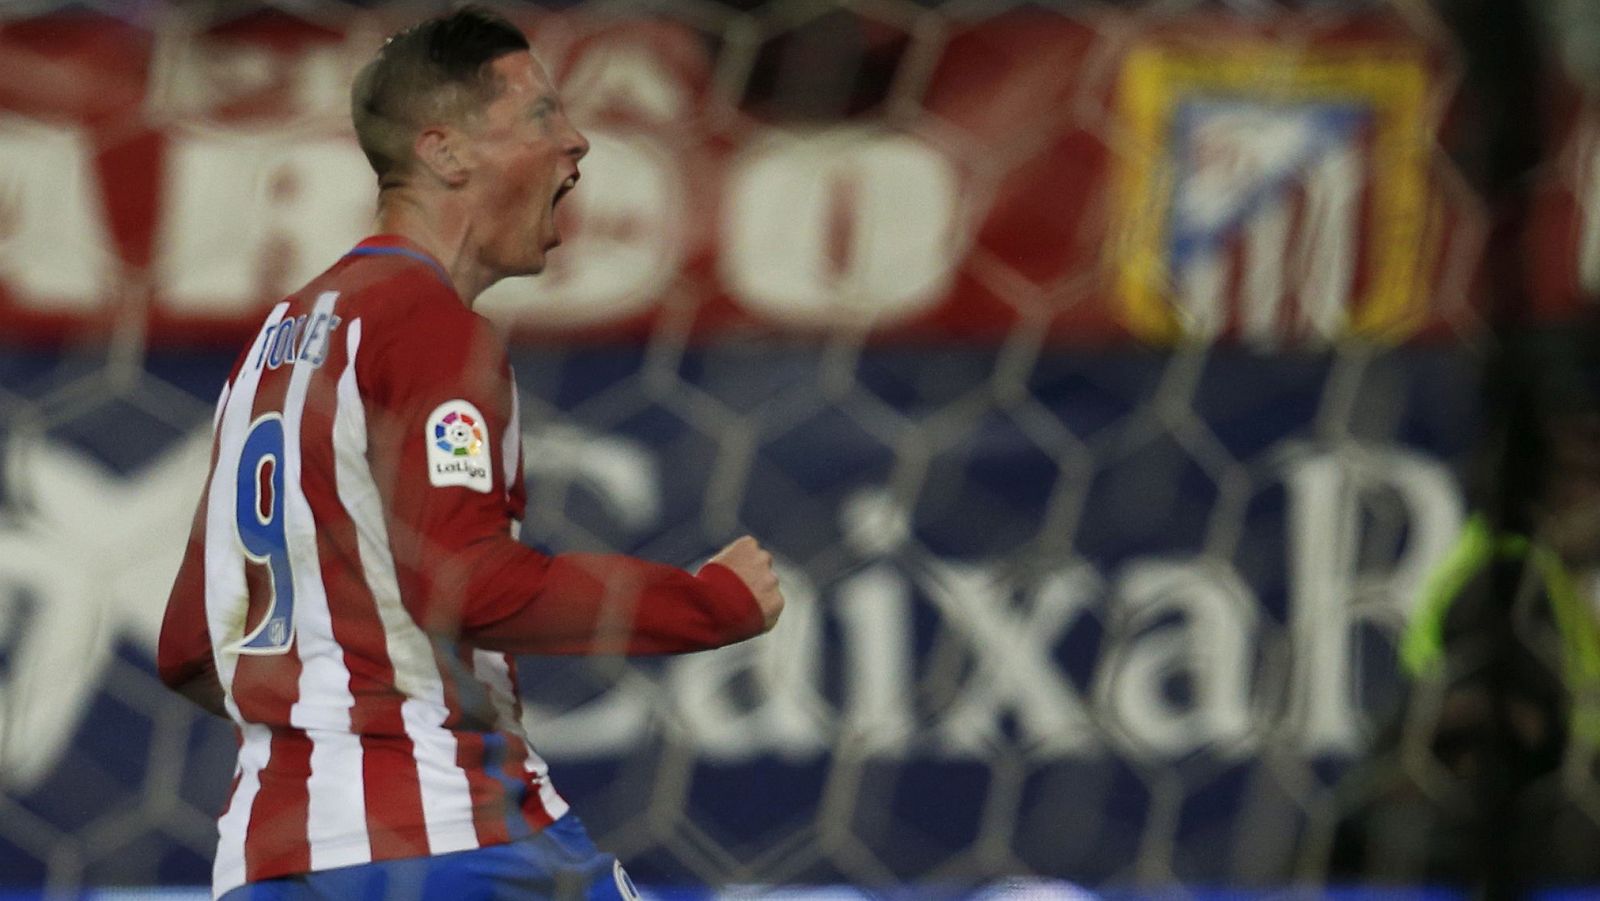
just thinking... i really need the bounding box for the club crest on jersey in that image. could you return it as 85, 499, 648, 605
426, 400, 492, 493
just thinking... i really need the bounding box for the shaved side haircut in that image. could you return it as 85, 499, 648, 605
351, 6, 530, 188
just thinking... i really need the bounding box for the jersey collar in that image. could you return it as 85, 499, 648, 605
344, 236, 455, 291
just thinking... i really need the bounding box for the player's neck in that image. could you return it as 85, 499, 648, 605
373, 192, 494, 306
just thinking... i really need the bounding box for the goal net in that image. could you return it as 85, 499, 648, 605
0, 0, 1594, 895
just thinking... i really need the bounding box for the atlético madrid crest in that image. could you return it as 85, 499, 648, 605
426, 400, 493, 493
1110, 38, 1453, 346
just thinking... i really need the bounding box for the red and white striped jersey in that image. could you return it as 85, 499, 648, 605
157, 236, 763, 898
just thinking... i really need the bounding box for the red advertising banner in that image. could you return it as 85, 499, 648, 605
0, 6, 1506, 346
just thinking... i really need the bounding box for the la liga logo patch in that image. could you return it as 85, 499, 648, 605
425, 400, 493, 493
434, 411, 484, 457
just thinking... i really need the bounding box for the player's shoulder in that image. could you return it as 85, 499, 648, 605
319, 251, 502, 348
312, 247, 509, 385
325, 254, 463, 323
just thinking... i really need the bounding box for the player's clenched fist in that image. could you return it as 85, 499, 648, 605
704, 536, 784, 631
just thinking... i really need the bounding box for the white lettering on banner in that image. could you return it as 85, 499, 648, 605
147, 39, 277, 120
563, 46, 692, 124
0, 115, 118, 312
155, 129, 372, 314
0, 421, 1464, 777
293, 48, 364, 123
721, 129, 962, 326
670, 560, 830, 760
16, 119, 967, 328
835, 566, 916, 754
933, 563, 1102, 757
520, 424, 662, 533
518, 447, 1461, 762
0, 530, 100, 789
1097, 560, 1259, 757
145, 22, 359, 123
0, 431, 211, 791
1283, 445, 1464, 754
519, 670, 654, 759
518, 438, 1465, 761
477, 131, 683, 327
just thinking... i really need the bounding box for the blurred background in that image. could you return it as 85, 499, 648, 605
1, 0, 1598, 897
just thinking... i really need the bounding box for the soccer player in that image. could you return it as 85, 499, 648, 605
156, 8, 784, 899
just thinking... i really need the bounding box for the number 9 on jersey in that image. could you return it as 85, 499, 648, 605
230, 414, 296, 654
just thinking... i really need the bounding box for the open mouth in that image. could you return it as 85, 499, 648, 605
552, 174, 578, 210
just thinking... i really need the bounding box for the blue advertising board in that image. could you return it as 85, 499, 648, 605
0, 346, 1478, 888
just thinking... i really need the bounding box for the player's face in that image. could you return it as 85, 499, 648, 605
466, 52, 588, 276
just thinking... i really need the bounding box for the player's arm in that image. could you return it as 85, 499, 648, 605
461, 535, 783, 655
158, 495, 229, 718
363, 295, 781, 654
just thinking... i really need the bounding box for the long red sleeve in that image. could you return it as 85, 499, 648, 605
456, 554, 763, 655
360, 284, 761, 655
158, 346, 258, 695
158, 492, 217, 689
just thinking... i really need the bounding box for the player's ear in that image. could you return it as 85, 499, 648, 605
414, 126, 470, 188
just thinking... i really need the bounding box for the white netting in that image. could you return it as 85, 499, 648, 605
1, 0, 1580, 895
